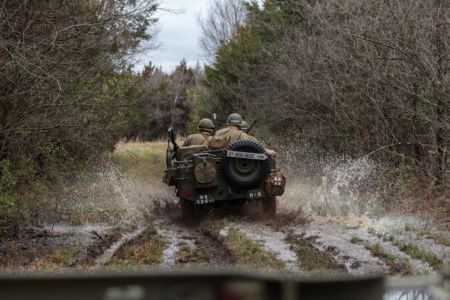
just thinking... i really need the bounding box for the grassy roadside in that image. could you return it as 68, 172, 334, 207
112, 140, 167, 182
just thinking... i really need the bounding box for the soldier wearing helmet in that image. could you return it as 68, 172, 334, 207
216, 113, 276, 157
215, 113, 254, 144
240, 120, 249, 133
182, 118, 214, 147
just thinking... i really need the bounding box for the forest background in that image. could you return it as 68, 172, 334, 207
0, 0, 448, 237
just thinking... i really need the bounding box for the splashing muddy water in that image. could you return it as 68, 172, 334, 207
280, 156, 383, 218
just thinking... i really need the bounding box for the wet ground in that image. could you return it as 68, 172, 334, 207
3, 205, 447, 276
0, 202, 448, 300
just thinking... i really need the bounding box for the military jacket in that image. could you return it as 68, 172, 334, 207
215, 126, 257, 144
182, 131, 212, 147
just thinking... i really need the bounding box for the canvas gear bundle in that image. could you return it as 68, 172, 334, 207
209, 136, 228, 150
196, 134, 227, 150
177, 145, 207, 161
265, 169, 286, 196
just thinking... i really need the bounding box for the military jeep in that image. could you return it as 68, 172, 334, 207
163, 139, 285, 221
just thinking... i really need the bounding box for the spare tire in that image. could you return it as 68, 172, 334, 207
221, 139, 269, 189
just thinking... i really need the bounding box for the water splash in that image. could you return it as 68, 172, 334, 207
62, 158, 176, 227
280, 156, 384, 219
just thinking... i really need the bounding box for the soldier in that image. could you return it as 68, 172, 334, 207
182, 118, 214, 147
215, 113, 253, 143
216, 113, 276, 157
240, 120, 249, 132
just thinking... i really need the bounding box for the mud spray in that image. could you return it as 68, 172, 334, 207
61, 157, 177, 228
276, 143, 436, 233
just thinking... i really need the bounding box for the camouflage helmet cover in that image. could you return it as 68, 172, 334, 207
198, 118, 214, 132
226, 113, 242, 126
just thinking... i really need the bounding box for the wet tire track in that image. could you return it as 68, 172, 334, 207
94, 227, 146, 266
229, 222, 299, 272
154, 218, 235, 266
198, 229, 235, 265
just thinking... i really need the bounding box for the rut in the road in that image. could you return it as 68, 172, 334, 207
229, 222, 300, 272
290, 222, 387, 275
94, 227, 146, 266
154, 218, 235, 267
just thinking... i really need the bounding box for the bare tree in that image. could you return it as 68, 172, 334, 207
197, 0, 248, 61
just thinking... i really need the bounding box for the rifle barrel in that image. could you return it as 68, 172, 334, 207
246, 118, 257, 134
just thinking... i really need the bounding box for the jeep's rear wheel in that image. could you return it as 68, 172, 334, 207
181, 198, 193, 222
181, 198, 204, 223
221, 139, 269, 189
262, 196, 276, 218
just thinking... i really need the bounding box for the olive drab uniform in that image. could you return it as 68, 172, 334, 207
215, 126, 257, 145
182, 131, 212, 148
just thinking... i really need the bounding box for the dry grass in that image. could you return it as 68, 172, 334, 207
112, 140, 167, 182
33, 249, 80, 267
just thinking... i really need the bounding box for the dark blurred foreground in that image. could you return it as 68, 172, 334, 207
0, 269, 448, 300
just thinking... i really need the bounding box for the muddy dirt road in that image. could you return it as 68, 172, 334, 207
1, 197, 448, 277
132, 208, 448, 276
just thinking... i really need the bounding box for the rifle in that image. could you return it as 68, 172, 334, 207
166, 67, 185, 168
245, 118, 257, 134
166, 128, 179, 168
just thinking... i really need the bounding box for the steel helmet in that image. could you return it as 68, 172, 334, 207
198, 118, 214, 132
226, 113, 242, 126
240, 120, 249, 132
